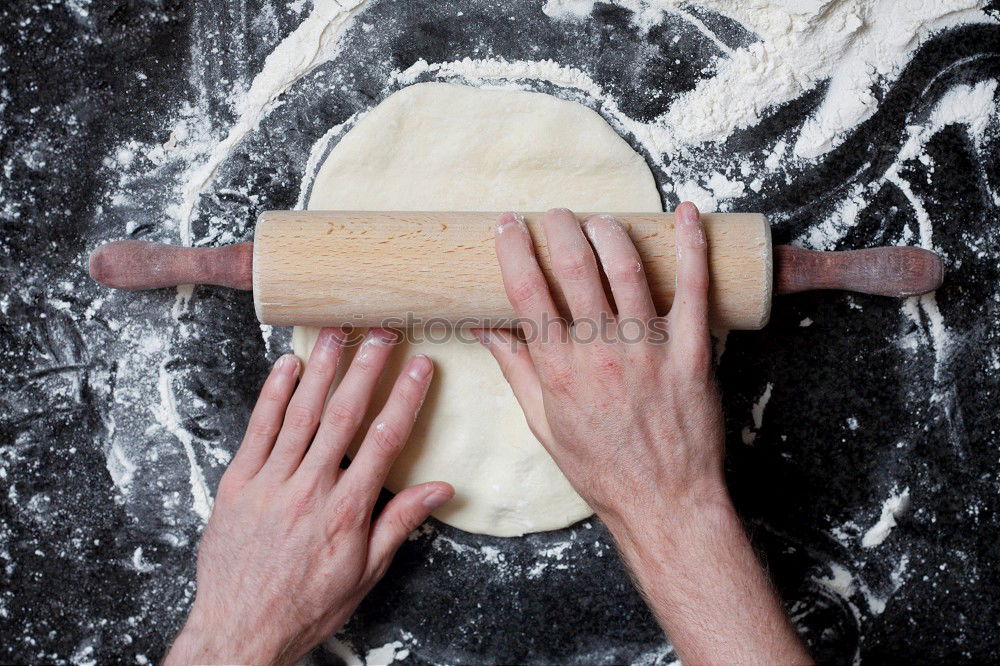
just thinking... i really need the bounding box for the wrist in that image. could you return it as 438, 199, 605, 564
166, 602, 289, 666
600, 477, 736, 559
601, 487, 812, 664
603, 484, 750, 589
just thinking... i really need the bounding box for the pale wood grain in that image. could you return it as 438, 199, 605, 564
252, 210, 774, 330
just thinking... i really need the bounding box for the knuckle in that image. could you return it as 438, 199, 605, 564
390, 508, 420, 540
284, 404, 319, 433
554, 251, 593, 282
400, 375, 427, 402
509, 274, 548, 306
284, 487, 317, 522
247, 419, 280, 442
327, 498, 363, 534
324, 400, 361, 434
609, 259, 645, 286
368, 556, 392, 583
261, 383, 288, 404
370, 420, 406, 456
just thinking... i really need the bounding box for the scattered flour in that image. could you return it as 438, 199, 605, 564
73, 0, 997, 659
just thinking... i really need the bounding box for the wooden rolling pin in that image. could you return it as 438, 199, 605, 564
88, 210, 944, 330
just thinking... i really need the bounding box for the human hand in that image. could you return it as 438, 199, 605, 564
475, 203, 728, 544
165, 327, 453, 666
478, 204, 810, 664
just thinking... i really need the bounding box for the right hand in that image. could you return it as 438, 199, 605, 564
475, 204, 729, 543
483, 205, 812, 665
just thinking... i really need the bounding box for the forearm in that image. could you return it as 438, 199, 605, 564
607, 498, 812, 665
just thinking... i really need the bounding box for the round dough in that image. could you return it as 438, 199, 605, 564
294, 82, 662, 536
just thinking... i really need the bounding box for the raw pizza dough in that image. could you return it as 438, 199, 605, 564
293, 82, 662, 536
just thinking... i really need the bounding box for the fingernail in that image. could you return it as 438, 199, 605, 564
678, 206, 706, 247
317, 327, 346, 349
472, 329, 491, 345
583, 214, 621, 241
496, 212, 524, 235
422, 489, 453, 510
276, 353, 300, 375
407, 354, 432, 381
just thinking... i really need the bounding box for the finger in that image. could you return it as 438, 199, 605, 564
340, 355, 433, 506
228, 354, 301, 481
262, 327, 346, 479
494, 212, 567, 360
365, 481, 454, 582
298, 328, 400, 486
582, 214, 656, 321
542, 208, 612, 321
669, 202, 713, 374
472, 328, 547, 428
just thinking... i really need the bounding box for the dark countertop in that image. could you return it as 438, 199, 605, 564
2, 1, 999, 664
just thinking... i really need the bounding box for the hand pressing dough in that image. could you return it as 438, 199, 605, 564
293, 82, 662, 536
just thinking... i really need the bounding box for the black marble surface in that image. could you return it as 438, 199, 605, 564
2, 1, 1000, 664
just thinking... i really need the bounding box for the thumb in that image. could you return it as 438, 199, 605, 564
472, 328, 550, 436
366, 482, 453, 581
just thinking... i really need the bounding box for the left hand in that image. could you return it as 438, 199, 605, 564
165, 327, 453, 666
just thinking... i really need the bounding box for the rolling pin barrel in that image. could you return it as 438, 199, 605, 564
251, 210, 774, 330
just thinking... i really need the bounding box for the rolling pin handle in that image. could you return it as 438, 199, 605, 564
773, 245, 944, 298
89, 240, 254, 291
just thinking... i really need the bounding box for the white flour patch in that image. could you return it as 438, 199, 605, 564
175, 0, 369, 247
741, 381, 773, 445
862, 487, 911, 548
820, 561, 857, 599
535, 0, 994, 158
363, 640, 406, 665
152, 361, 212, 522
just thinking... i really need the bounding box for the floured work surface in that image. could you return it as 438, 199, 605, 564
2, 1, 999, 664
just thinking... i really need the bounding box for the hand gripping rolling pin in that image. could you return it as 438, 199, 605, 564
88, 211, 944, 330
